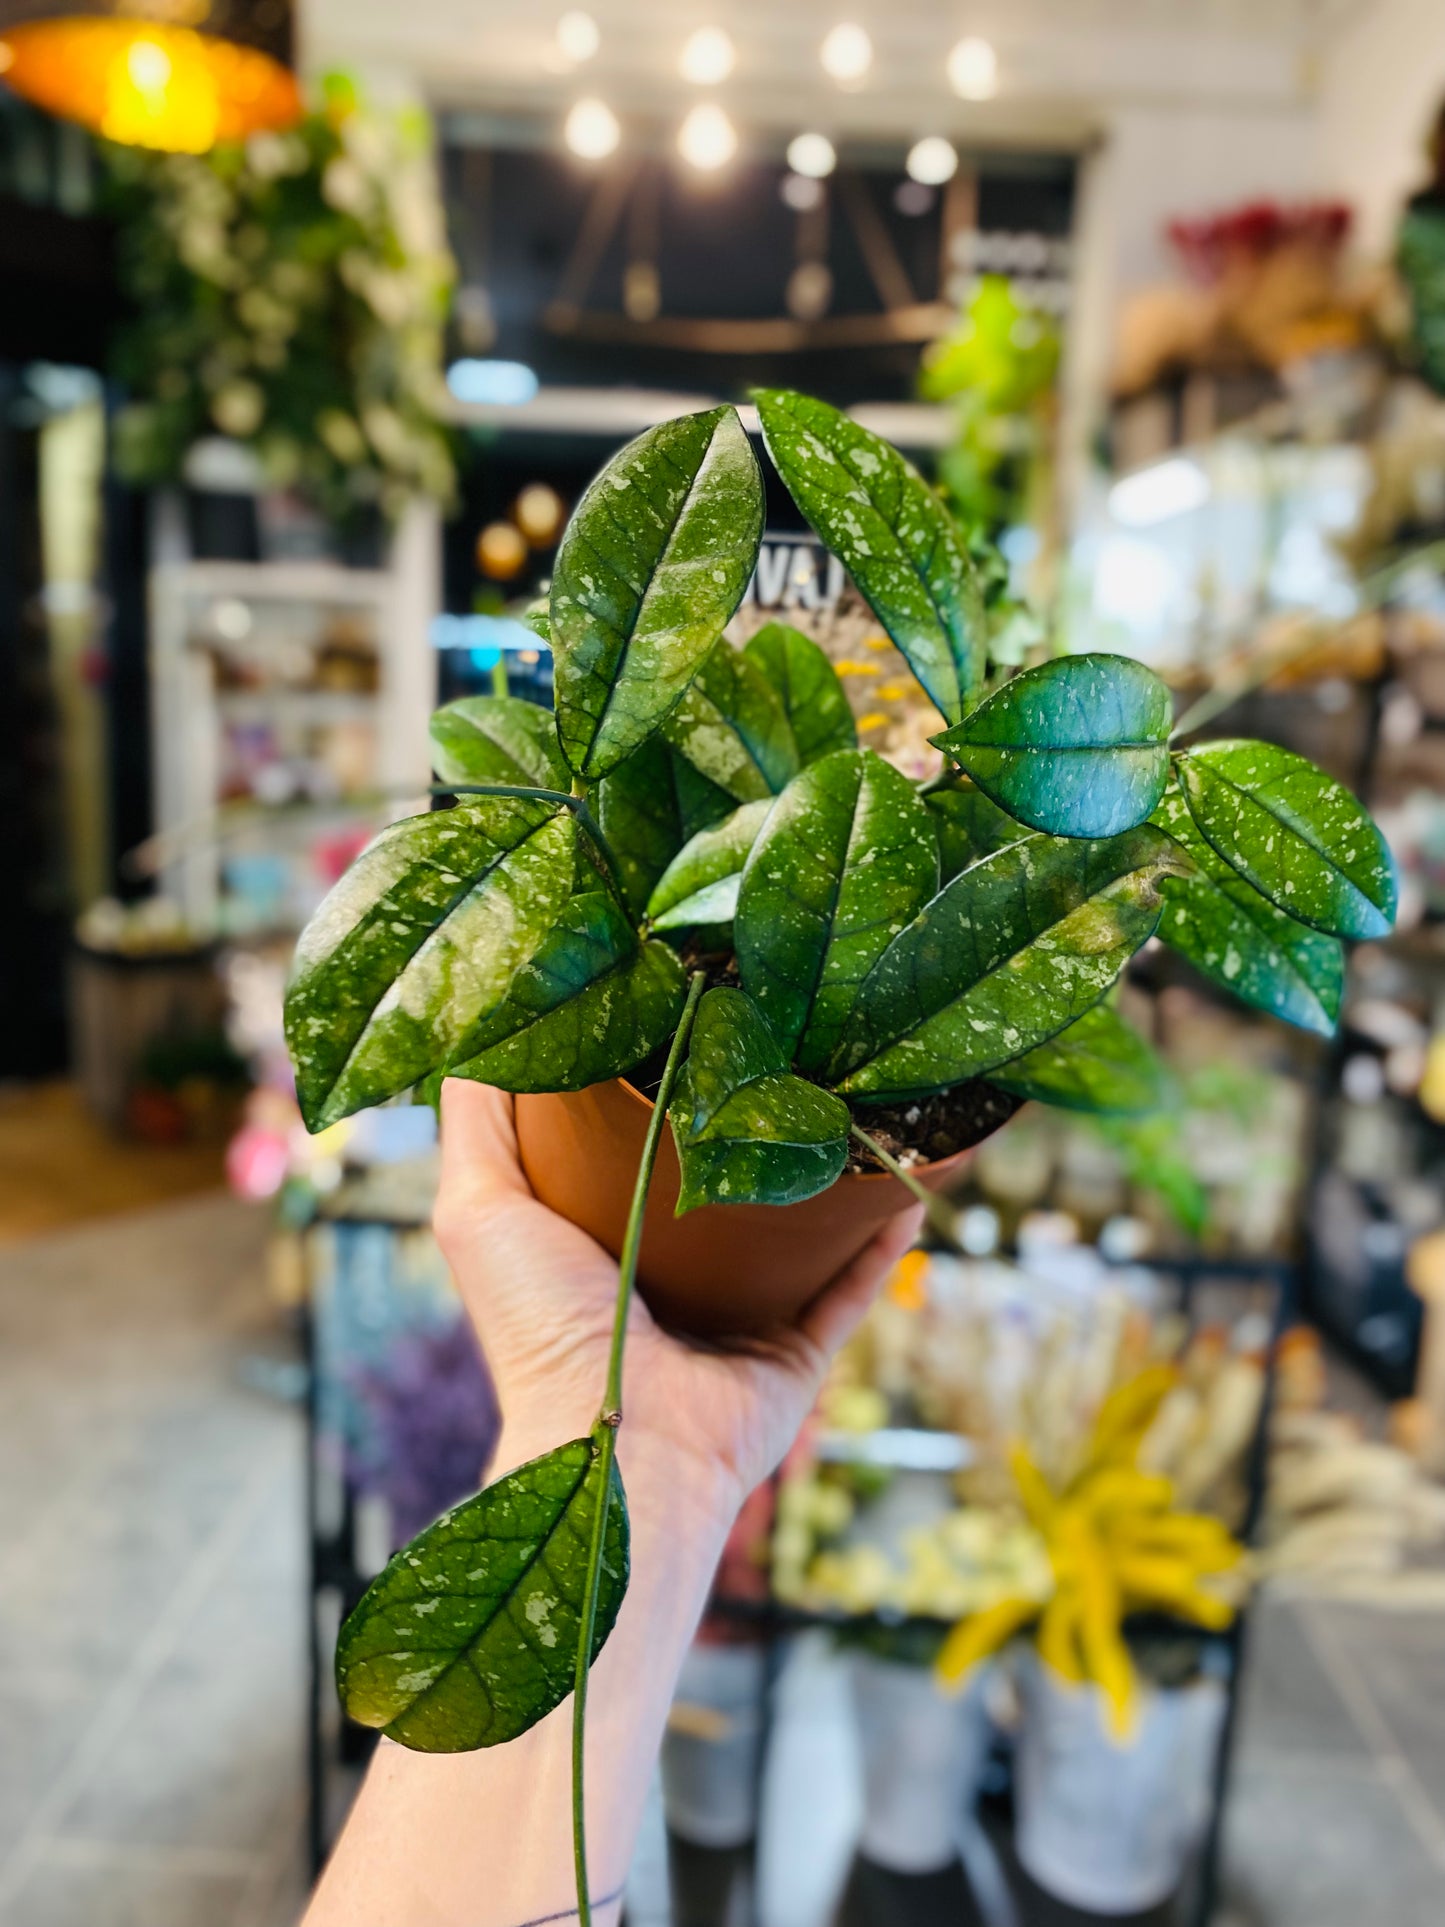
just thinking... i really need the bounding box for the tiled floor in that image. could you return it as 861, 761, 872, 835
4, 1188, 1445, 1926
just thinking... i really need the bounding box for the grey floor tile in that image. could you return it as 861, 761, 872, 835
2, 1849, 248, 1927
1307, 1602, 1445, 1829
1233, 1596, 1373, 1762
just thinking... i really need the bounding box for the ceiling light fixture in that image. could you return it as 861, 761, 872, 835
905, 136, 958, 186
564, 96, 620, 160
678, 101, 736, 171
555, 11, 600, 63
679, 25, 734, 85
820, 22, 871, 86
947, 35, 997, 100
787, 131, 836, 179
0, 0, 301, 152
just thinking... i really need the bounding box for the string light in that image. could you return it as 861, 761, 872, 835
564, 96, 620, 160
820, 22, 871, 86
679, 26, 734, 85
555, 11, 600, 63
947, 36, 997, 100
787, 131, 836, 179
905, 136, 958, 186
678, 102, 736, 171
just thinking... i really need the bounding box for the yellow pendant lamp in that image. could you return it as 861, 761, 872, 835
0, 0, 301, 153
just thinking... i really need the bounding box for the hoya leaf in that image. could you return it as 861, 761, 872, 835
926, 777, 1029, 883
522, 598, 550, 644
596, 736, 734, 918
445, 893, 687, 1092
754, 388, 984, 722
735, 749, 938, 1074
743, 620, 857, 765
990, 1005, 1168, 1116
429, 695, 568, 790
830, 827, 1184, 1102
550, 405, 764, 779
1180, 741, 1396, 941
1150, 787, 1343, 1037
671, 987, 850, 1212
646, 800, 773, 933
336, 1438, 627, 1752
285, 799, 577, 1131
930, 654, 1172, 838
662, 638, 800, 803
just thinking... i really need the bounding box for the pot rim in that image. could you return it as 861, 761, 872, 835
614, 1075, 971, 1186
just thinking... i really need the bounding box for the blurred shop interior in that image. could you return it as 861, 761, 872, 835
6, 4, 1445, 1927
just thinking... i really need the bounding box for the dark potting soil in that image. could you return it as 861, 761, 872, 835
631, 939, 1023, 1172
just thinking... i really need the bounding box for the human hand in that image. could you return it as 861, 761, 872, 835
433, 1080, 923, 1531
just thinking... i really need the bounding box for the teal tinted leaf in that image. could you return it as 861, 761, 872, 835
445, 892, 686, 1091
990, 1005, 1167, 1115
1180, 741, 1396, 941
336, 1438, 627, 1752
550, 405, 764, 779
926, 778, 1029, 883
754, 388, 983, 722
285, 799, 576, 1131
735, 749, 938, 1073
429, 695, 567, 789
1150, 787, 1343, 1036
930, 654, 1172, 838
744, 620, 857, 765
662, 638, 800, 802
646, 800, 773, 933
830, 827, 1184, 1102
597, 736, 734, 917
671, 987, 850, 1212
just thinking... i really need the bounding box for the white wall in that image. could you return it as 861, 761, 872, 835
1317, 0, 1445, 259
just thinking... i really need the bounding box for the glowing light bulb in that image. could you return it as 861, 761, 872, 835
680, 26, 735, 85
787, 131, 836, 179
678, 102, 736, 171
556, 11, 600, 63
905, 136, 958, 186
947, 36, 997, 100
126, 38, 172, 92
820, 22, 871, 85
564, 96, 620, 160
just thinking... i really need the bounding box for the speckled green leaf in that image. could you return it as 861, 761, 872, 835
926, 778, 1029, 883
736, 750, 938, 1074
550, 405, 764, 779
285, 798, 576, 1131
646, 800, 773, 933
671, 987, 850, 1212
754, 388, 984, 722
743, 621, 857, 765
336, 1438, 627, 1752
597, 736, 734, 917
1180, 741, 1396, 941
829, 827, 1184, 1102
930, 654, 1172, 838
1150, 786, 1343, 1036
989, 1005, 1167, 1115
662, 639, 800, 804
429, 695, 568, 789
444, 893, 686, 1092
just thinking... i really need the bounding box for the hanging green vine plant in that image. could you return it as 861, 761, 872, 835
283, 390, 1395, 1921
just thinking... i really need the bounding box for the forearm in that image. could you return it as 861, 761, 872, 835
304, 1424, 738, 1927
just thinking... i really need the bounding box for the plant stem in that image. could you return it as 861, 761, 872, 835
848, 1121, 961, 1251
571, 970, 706, 1927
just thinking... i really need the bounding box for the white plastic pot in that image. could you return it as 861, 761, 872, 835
660, 1642, 769, 1850
1013, 1652, 1226, 1916
849, 1652, 993, 1873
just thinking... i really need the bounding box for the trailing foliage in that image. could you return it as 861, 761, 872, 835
283, 390, 1396, 1925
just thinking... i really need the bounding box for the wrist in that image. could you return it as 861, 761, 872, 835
489, 1419, 744, 1550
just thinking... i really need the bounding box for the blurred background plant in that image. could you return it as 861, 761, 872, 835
104, 72, 456, 529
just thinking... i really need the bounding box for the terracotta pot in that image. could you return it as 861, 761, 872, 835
513, 1077, 979, 1338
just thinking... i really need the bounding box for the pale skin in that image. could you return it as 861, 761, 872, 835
304, 1079, 923, 1927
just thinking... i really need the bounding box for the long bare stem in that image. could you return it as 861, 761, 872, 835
571, 970, 706, 1925
848, 1121, 961, 1251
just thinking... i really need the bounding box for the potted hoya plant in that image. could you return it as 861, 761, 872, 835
283, 390, 1394, 1921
